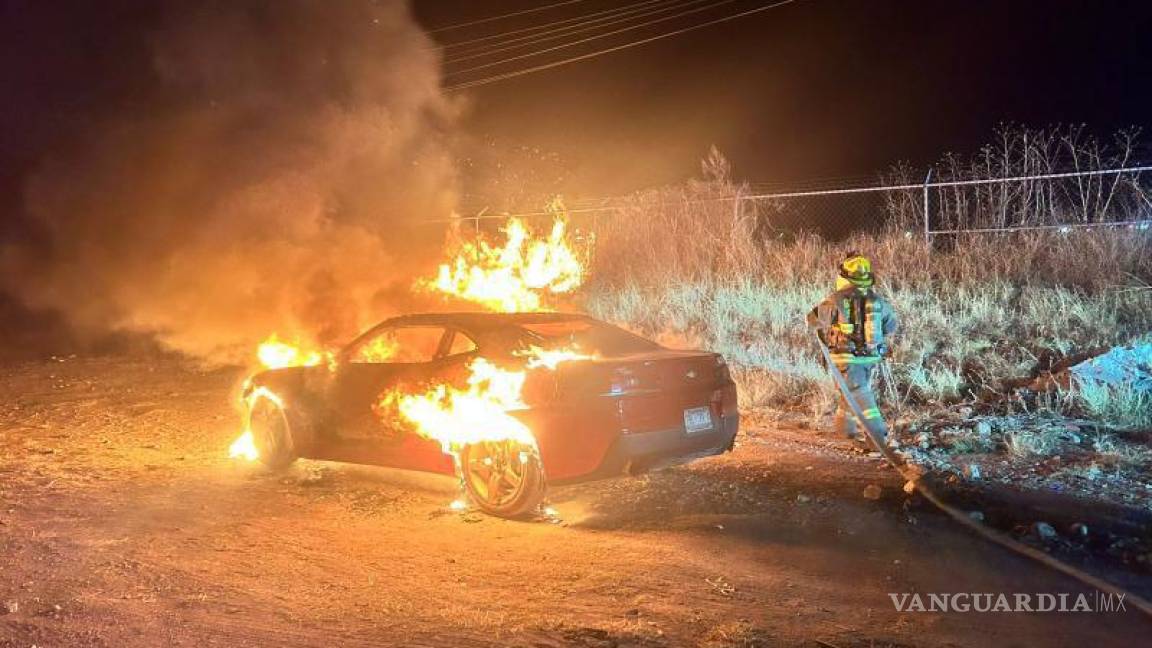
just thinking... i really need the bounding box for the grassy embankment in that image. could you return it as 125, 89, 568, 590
578, 137, 1152, 439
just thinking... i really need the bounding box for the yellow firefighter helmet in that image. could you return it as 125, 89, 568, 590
839, 252, 874, 288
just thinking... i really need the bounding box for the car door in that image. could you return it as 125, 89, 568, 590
383, 328, 480, 472
319, 324, 477, 471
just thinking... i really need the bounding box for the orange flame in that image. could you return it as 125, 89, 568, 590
228, 386, 285, 462
517, 344, 596, 370
228, 430, 259, 461
256, 334, 329, 370
354, 335, 399, 363
378, 347, 592, 457
234, 207, 593, 466
428, 215, 583, 312
231, 335, 331, 460
380, 357, 534, 455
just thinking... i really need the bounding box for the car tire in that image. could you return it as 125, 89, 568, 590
460, 440, 546, 518
249, 394, 298, 470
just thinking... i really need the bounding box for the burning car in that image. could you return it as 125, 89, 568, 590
238, 312, 739, 517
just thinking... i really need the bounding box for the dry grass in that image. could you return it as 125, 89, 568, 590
576, 161, 1152, 416
701, 620, 774, 647
1073, 379, 1152, 430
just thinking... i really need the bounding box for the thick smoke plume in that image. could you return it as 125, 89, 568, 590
1, 1, 455, 362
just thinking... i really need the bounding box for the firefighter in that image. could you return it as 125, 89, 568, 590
807, 252, 899, 447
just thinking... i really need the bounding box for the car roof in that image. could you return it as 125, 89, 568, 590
381, 311, 595, 331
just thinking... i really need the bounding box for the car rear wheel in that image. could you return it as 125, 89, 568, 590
249, 395, 298, 470
460, 440, 545, 518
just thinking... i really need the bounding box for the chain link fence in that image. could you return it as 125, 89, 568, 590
442, 165, 1152, 245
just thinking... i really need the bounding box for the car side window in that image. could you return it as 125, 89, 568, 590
350, 326, 447, 364
445, 331, 478, 357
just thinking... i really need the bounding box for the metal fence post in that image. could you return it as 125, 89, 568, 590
922, 168, 934, 245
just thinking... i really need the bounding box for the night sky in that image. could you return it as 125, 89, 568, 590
413, 0, 1152, 196
3, 0, 1152, 205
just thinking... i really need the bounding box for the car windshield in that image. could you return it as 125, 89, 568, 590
516, 318, 659, 356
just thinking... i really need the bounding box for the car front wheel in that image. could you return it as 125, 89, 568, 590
249, 394, 298, 470
460, 440, 545, 518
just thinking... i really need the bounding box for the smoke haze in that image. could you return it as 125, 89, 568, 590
1, 0, 456, 362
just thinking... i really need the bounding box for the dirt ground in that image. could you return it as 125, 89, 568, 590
2, 355, 1150, 647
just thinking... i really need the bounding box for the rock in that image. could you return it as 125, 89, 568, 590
973, 421, 993, 437
3, 601, 16, 614
1068, 523, 1089, 539
863, 484, 882, 500
1032, 522, 1058, 541
1069, 343, 1152, 393
968, 511, 985, 523
902, 480, 916, 495
299, 468, 331, 486
795, 494, 811, 504
963, 464, 981, 480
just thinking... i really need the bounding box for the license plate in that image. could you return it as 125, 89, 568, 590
683, 406, 713, 434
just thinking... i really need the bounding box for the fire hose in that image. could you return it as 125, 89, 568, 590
878, 357, 901, 416
813, 332, 1152, 617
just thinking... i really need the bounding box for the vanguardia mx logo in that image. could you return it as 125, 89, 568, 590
889, 591, 1128, 613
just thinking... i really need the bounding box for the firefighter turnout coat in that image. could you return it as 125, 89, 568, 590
807, 283, 899, 367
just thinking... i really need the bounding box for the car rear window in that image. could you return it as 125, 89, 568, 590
517, 318, 659, 356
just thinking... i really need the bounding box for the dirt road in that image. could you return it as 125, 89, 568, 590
2, 355, 1149, 647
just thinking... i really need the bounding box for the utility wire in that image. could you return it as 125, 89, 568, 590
426, 0, 589, 34
445, 0, 749, 79
435, 164, 1152, 222
444, 0, 799, 92
444, 0, 711, 65
435, 0, 668, 51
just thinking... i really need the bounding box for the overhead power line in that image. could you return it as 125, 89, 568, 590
435, 0, 668, 50
443, 0, 703, 63
445, 0, 748, 79
426, 0, 589, 34
444, 0, 800, 92
444, 0, 715, 66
